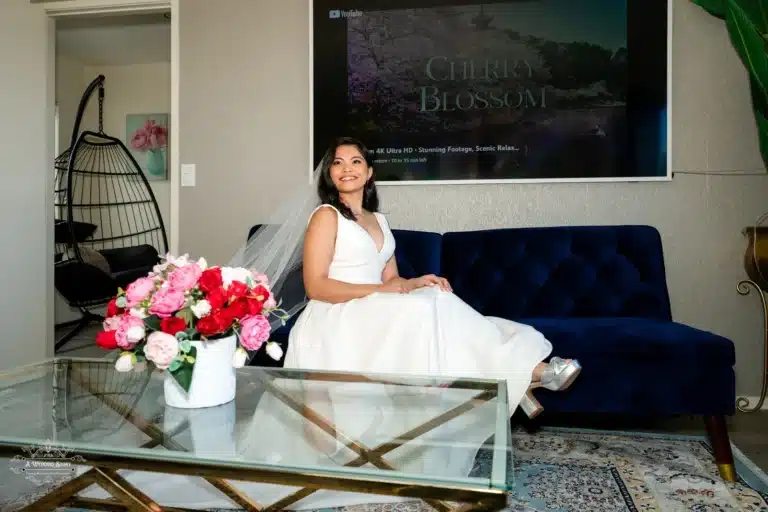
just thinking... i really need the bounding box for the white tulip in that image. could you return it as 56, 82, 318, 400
115, 353, 135, 372
232, 347, 248, 368
265, 342, 283, 361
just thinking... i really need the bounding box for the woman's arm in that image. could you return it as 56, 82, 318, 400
381, 255, 404, 284
303, 207, 404, 304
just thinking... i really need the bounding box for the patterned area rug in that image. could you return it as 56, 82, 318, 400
3, 427, 767, 511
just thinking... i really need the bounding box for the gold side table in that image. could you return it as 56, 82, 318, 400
736, 225, 768, 412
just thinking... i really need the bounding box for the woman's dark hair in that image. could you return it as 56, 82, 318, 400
317, 136, 379, 221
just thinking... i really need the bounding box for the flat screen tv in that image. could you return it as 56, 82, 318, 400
311, 0, 670, 183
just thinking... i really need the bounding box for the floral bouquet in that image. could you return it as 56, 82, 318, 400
130, 119, 168, 152
95, 253, 287, 393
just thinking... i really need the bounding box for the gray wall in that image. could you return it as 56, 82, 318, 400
0, 0, 54, 371
179, 0, 768, 396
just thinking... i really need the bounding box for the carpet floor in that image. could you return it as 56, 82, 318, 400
2, 427, 767, 511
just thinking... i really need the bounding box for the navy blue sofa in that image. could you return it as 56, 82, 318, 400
248, 224, 738, 479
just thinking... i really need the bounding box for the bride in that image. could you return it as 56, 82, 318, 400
284, 136, 581, 420
80, 137, 581, 511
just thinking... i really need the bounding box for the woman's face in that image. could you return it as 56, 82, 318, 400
329, 144, 372, 194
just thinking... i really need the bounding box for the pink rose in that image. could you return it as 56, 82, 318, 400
251, 272, 269, 287
148, 287, 186, 318
102, 316, 121, 332
263, 295, 277, 310
239, 314, 271, 351
115, 314, 146, 349
125, 277, 156, 308
144, 331, 179, 370
131, 130, 149, 151
168, 263, 202, 291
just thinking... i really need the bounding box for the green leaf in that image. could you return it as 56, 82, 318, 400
171, 364, 194, 393
144, 315, 162, 332
175, 308, 194, 326
169, 357, 182, 372
179, 339, 192, 353
727, 0, 768, 33
187, 345, 197, 360
755, 108, 768, 168
724, 0, 768, 95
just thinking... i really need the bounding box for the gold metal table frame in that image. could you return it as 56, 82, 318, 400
1, 365, 510, 512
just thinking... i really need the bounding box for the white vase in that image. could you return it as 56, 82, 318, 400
163, 335, 237, 409
163, 400, 237, 457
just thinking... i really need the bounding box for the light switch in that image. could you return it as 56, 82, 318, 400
181, 164, 196, 187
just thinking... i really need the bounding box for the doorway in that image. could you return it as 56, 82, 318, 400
50, 1, 178, 358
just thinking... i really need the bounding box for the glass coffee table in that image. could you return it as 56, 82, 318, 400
0, 358, 513, 511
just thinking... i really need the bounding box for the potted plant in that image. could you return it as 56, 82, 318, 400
95, 253, 288, 409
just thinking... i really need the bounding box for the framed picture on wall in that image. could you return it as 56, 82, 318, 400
126, 113, 169, 181
311, 0, 671, 184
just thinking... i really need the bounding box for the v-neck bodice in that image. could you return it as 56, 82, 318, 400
310, 204, 395, 285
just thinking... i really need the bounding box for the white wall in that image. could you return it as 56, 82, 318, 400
178, 0, 768, 397
0, 0, 55, 370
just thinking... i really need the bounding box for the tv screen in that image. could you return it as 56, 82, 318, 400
312, 0, 669, 182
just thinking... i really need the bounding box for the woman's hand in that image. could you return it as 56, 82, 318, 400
378, 278, 408, 294
404, 274, 452, 293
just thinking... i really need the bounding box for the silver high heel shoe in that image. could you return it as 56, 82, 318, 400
519, 357, 582, 419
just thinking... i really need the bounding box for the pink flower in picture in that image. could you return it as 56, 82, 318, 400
129, 117, 169, 152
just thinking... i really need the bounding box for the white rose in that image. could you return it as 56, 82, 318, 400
115, 353, 135, 372
232, 347, 248, 368
265, 342, 283, 361
126, 325, 146, 344
197, 257, 208, 270
222, 266, 252, 288
191, 299, 212, 318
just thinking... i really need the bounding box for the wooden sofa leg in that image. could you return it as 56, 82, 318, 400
705, 415, 736, 482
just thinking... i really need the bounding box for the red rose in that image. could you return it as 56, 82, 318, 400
227, 281, 248, 302
225, 298, 249, 321
246, 298, 264, 315
196, 309, 233, 337
250, 285, 270, 302
160, 317, 186, 336
206, 287, 227, 310
106, 298, 122, 317
213, 308, 234, 331
196, 315, 221, 337
96, 330, 118, 350
198, 267, 223, 293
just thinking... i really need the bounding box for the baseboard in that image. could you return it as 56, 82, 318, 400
736, 396, 768, 411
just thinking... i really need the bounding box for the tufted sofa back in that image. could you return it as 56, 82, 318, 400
394, 225, 672, 321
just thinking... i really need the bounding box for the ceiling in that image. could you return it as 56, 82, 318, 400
56, 12, 170, 66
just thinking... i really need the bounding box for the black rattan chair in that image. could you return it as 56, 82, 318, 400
54, 75, 168, 351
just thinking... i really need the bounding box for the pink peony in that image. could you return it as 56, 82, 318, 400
251, 272, 269, 287
144, 331, 179, 370
102, 316, 121, 332
115, 314, 146, 349
148, 287, 186, 318
239, 314, 271, 351
168, 262, 202, 291
125, 277, 156, 308
131, 130, 149, 151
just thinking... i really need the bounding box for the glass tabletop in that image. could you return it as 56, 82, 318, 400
0, 358, 513, 498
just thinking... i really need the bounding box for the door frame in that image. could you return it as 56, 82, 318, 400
44, 0, 180, 254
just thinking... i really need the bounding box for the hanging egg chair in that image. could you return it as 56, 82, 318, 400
54, 75, 168, 351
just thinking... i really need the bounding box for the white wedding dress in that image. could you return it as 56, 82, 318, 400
77, 205, 552, 510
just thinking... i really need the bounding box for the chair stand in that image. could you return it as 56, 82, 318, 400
55, 309, 104, 352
